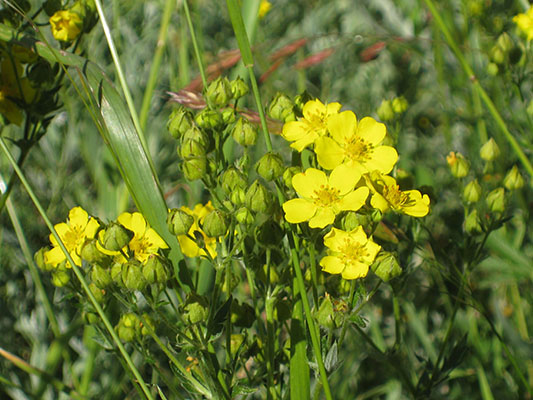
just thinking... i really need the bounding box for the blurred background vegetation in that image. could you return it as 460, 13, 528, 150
1, 0, 532, 398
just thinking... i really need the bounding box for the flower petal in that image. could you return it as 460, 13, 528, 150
308, 206, 335, 228
315, 136, 344, 170
357, 117, 386, 145
292, 168, 327, 198
402, 192, 430, 217
303, 99, 326, 120
329, 163, 360, 195
69, 207, 89, 228
363, 146, 398, 174
341, 261, 369, 280
370, 192, 390, 213
145, 228, 169, 249
283, 198, 317, 223
326, 111, 356, 143
45, 246, 66, 266
320, 255, 345, 275
338, 187, 369, 212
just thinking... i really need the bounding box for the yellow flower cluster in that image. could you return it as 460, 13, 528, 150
281, 99, 430, 280
513, 6, 533, 41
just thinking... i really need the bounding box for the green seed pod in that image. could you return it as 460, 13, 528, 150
489, 45, 505, 65
293, 91, 312, 116
90, 263, 113, 288
167, 208, 194, 236
487, 62, 499, 76
183, 294, 209, 324
202, 209, 229, 238
376, 99, 394, 121
110, 261, 123, 286
221, 167, 247, 193
486, 187, 505, 213
142, 254, 170, 284
463, 179, 482, 203
206, 76, 232, 107
464, 209, 482, 234
140, 313, 155, 336
34, 247, 54, 271
256, 152, 284, 181
182, 156, 207, 181
503, 165, 525, 190
221, 108, 236, 124
314, 295, 336, 329
100, 222, 133, 252
81, 238, 107, 263
230, 77, 249, 99
245, 180, 273, 214
121, 259, 147, 291
371, 251, 402, 282
232, 117, 258, 147
195, 109, 223, 130
268, 92, 296, 122
480, 138, 500, 161
497, 32, 513, 53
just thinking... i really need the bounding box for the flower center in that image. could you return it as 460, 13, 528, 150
344, 136, 373, 162
313, 185, 340, 207
383, 184, 411, 209
130, 237, 152, 261
336, 238, 368, 265
63, 224, 84, 252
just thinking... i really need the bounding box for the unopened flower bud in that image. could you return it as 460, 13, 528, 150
91, 263, 112, 288
221, 167, 248, 193
167, 107, 194, 139
490, 45, 505, 64
202, 209, 229, 237
268, 92, 295, 122
282, 166, 301, 189
182, 126, 210, 150
463, 179, 482, 203
111, 261, 123, 286
182, 156, 207, 181
486, 187, 505, 213
142, 254, 170, 284
464, 209, 482, 234
246, 180, 273, 213
183, 294, 209, 324
221, 108, 236, 124
121, 259, 147, 291
236, 154, 251, 170
340, 211, 365, 232
232, 117, 257, 147
88, 282, 105, 303
235, 207, 254, 225
230, 333, 245, 355
51, 269, 70, 287
179, 138, 206, 158
503, 165, 525, 190
195, 109, 223, 130
487, 62, 499, 76
314, 295, 337, 329
35, 247, 54, 271
480, 138, 500, 161
167, 208, 194, 236
205, 76, 232, 107
139, 313, 155, 336
446, 151, 469, 178
81, 238, 107, 263
497, 33, 513, 53
371, 251, 401, 282
230, 188, 246, 206
116, 313, 139, 342
256, 152, 284, 181
100, 222, 133, 252
230, 77, 249, 99
392, 96, 408, 114
293, 91, 312, 115
377, 99, 394, 121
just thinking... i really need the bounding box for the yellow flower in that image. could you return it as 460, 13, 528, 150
258, 0, 272, 19
282, 164, 369, 228
315, 111, 398, 174
513, 6, 533, 41
281, 99, 341, 152
320, 227, 381, 280
366, 172, 430, 217
177, 202, 218, 258
50, 10, 82, 42
45, 207, 100, 268
116, 212, 168, 263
